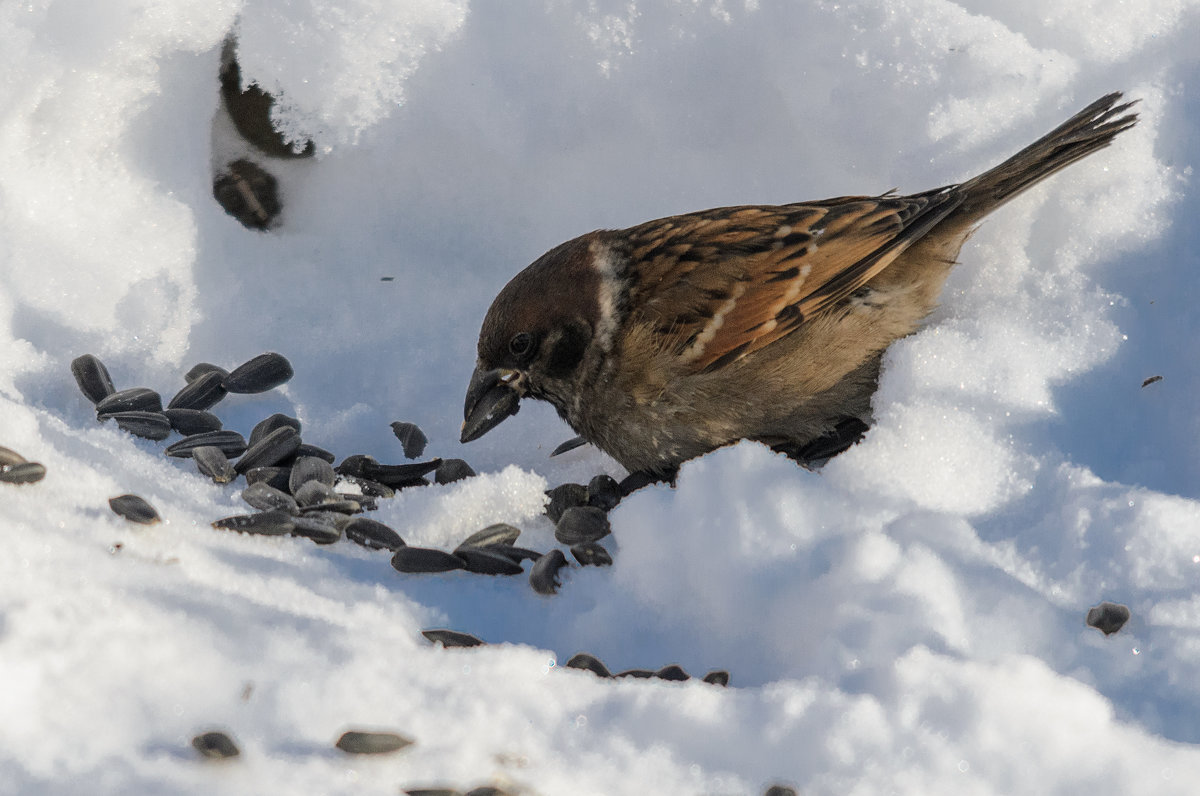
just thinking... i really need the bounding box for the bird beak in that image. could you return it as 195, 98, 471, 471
461, 366, 523, 443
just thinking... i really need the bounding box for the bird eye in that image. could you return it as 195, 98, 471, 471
508, 332, 536, 361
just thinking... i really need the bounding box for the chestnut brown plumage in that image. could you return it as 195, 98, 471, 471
463, 94, 1138, 479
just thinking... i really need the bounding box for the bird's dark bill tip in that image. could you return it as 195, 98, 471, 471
461, 368, 521, 443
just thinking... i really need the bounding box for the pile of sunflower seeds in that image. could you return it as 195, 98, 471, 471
69, 352, 621, 597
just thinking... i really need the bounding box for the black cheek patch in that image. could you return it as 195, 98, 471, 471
543, 322, 591, 379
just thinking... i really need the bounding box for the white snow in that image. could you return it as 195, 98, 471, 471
2, 1, 1200, 793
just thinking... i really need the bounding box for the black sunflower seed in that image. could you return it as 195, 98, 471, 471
95, 387, 162, 416
300, 499, 360, 516
586, 474, 622, 511
193, 445, 236, 484
550, 435, 587, 457
529, 549, 568, 595
454, 545, 525, 576
248, 413, 301, 447
614, 669, 655, 679
223, 352, 293, 393
288, 443, 335, 464
763, 786, 798, 796
344, 517, 405, 551
457, 523, 521, 549
70, 354, 116, 404
554, 506, 611, 545
242, 482, 299, 514
192, 730, 239, 759
103, 411, 171, 441
655, 664, 690, 682
545, 483, 588, 523
163, 408, 223, 435
211, 510, 294, 535
565, 652, 612, 678
291, 513, 341, 544
166, 429, 247, 459
334, 454, 377, 478
166, 370, 227, 411
702, 670, 730, 687
0, 461, 46, 484
403, 789, 461, 796
336, 474, 395, 499
435, 458, 476, 485
233, 426, 301, 474
0, 445, 27, 467
288, 455, 336, 493
390, 421, 428, 459
359, 459, 442, 488
391, 546, 465, 574
1087, 601, 1131, 636
491, 545, 542, 564
421, 629, 485, 648
108, 494, 161, 525
570, 541, 612, 567
244, 466, 292, 492
335, 730, 414, 755
293, 479, 338, 507
184, 362, 229, 383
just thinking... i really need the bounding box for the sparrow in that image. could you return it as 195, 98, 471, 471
462, 93, 1138, 481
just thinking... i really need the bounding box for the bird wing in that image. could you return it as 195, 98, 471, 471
624, 190, 963, 372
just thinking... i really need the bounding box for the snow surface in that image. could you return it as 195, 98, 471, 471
2, 1, 1200, 793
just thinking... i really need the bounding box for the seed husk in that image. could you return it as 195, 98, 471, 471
293, 479, 338, 507
586, 474, 622, 511
390, 421, 428, 459
245, 466, 292, 492
454, 545, 525, 576
291, 513, 342, 544
334, 454, 377, 478
335, 730, 414, 755
554, 506, 611, 546
435, 458, 476, 484
290, 443, 335, 464
550, 435, 587, 457
234, 427, 301, 474
163, 408, 223, 435
300, 498, 361, 515
702, 670, 730, 687
491, 545, 543, 564
391, 546, 466, 574
248, 413, 301, 447
0, 462, 47, 484
166, 370, 227, 411
95, 387, 163, 416
336, 474, 395, 499
565, 652, 612, 678
0, 445, 27, 467
185, 362, 229, 383
242, 482, 299, 514
545, 483, 588, 523
1087, 601, 1131, 636
108, 494, 161, 525
192, 730, 240, 759
615, 669, 655, 679
223, 352, 294, 393
193, 445, 236, 484
166, 430, 248, 459
345, 517, 405, 551
70, 354, 116, 404
211, 510, 295, 535
570, 541, 613, 567
358, 458, 442, 488
457, 523, 521, 549
529, 549, 568, 595
289, 455, 336, 493
421, 629, 485, 648
655, 664, 690, 682
102, 410, 172, 441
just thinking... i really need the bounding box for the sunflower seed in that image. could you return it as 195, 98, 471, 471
421, 629, 485, 648
454, 545, 525, 576
185, 362, 229, 383
391, 546, 466, 574
655, 664, 689, 682
0, 462, 47, 484
615, 669, 655, 679
550, 435, 587, 457
570, 541, 612, 567
166, 371, 227, 411
435, 458, 476, 484
293, 479, 338, 507
336, 493, 376, 511
390, 421, 428, 459
95, 387, 162, 416
358, 459, 442, 488
763, 786, 797, 796
344, 517, 405, 551
0, 446, 27, 467
211, 510, 294, 535
166, 430, 247, 459
244, 466, 291, 492
492, 546, 543, 564
587, 474, 622, 511
335, 730, 414, 755
192, 730, 239, 759
70, 354, 116, 404
335, 454, 377, 478
108, 494, 161, 525
233, 426, 301, 474
1087, 601, 1131, 635
290, 443, 335, 464
291, 513, 341, 544
248, 413, 301, 447
336, 474, 394, 499
702, 670, 730, 687
457, 523, 521, 550
554, 506, 610, 545
223, 352, 293, 393
300, 499, 360, 516
163, 408, 223, 435
565, 652, 612, 678
545, 483, 588, 523
403, 790, 460, 796
242, 482, 299, 514
289, 455, 336, 493
193, 445, 236, 483
102, 410, 171, 441
466, 787, 515, 796
529, 549, 568, 595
